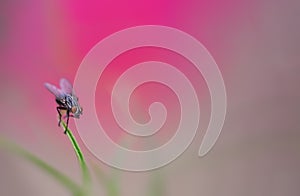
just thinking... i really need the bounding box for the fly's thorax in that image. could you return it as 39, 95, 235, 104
65, 95, 73, 108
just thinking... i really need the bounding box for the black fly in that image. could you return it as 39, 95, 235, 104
44, 78, 82, 134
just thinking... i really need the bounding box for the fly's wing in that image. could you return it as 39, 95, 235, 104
44, 83, 65, 98
60, 78, 73, 95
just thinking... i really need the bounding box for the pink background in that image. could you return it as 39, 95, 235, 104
1, 0, 300, 195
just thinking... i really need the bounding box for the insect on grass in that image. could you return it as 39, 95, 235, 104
45, 78, 83, 134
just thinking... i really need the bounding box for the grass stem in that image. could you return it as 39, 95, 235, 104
61, 121, 91, 195
0, 137, 81, 195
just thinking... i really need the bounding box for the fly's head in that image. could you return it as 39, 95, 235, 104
72, 105, 82, 118
68, 95, 82, 118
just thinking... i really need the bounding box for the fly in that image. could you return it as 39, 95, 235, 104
44, 78, 82, 134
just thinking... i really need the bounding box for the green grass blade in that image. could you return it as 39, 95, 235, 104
92, 163, 120, 196
61, 121, 91, 195
0, 137, 81, 194
106, 172, 119, 196
147, 172, 165, 196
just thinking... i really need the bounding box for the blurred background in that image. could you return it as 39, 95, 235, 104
0, 0, 300, 195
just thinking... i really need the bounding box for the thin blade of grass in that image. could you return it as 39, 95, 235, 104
106, 171, 119, 196
92, 163, 120, 196
0, 137, 81, 194
147, 172, 165, 196
61, 121, 91, 195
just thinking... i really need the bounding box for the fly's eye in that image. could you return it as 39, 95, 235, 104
71, 107, 77, 113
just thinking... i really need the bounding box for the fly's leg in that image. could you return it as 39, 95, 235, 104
56, 106, 67, 127
64, 110, 70, 134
